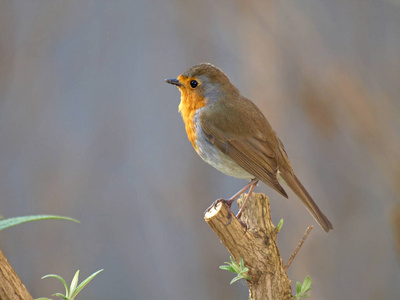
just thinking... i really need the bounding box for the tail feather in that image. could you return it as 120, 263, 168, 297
280, 171, 333, 232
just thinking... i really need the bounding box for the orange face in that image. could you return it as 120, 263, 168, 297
176, 75, 207, 152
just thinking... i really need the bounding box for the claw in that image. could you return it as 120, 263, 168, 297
214, 199, 223, 210
206, 178, 258, 232
209, 198, 235, 225
225, 210, 232, 225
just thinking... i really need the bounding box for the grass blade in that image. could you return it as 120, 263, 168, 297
0, 215, 79, 231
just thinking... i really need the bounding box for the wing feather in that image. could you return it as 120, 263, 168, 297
200, 115, 288, 198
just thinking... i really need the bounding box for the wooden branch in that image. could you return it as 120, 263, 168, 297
0, 248, 33, 300
205, 193, 291, 300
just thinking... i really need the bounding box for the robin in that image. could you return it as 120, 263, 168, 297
165, 63, 333, 232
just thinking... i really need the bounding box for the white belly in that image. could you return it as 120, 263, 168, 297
194, 118, 254, 180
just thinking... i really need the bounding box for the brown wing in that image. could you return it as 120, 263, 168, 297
199, 98, 288, 198
199, 95, 333, 232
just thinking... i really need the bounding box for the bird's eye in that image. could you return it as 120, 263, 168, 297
190, 80, 198, 88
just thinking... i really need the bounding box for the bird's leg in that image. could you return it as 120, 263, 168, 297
209, 178, 259, 226
215, 178, 257, 208
236, 179, 258, 219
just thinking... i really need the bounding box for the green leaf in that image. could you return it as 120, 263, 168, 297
219, 265, 235, 272
53, 293, 68, 300
35, 298, 53, 300
230, 257, 241, 273
69, 270, 80, 297
276, 219, 284, 232
296, 282, 301, 294
0, 215, 79, 231
220, 256, 251, 285
240, 257, 245, 268
40, 269, 103, 300
301, 276, 312, 293
230, 275, 242, 285
294, 276, 312, 299
69, 269, 103, 299
42, 274, 69, 296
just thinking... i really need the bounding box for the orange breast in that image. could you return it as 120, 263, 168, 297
178, 88, 207, 152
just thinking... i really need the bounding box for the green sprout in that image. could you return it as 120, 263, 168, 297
36, 269, 103, 300
293, 276, 312, 299
276, 218, 284, 232
219, 256, 251, 285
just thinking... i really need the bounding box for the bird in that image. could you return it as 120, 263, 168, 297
165, 63, 333, 232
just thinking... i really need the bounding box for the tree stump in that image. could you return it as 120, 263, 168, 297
205, 193, 292, 300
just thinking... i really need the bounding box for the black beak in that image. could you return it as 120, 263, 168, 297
165, 78, 182, 87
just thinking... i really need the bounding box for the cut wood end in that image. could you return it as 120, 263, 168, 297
204, 201, 222, 219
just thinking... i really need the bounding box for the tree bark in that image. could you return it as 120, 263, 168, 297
204, 193, 292, 300
0, 248, 33, 300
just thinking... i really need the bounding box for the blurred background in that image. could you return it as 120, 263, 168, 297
0, 0, 399, 299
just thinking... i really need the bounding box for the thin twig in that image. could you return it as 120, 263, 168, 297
284, 226, 313, 271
